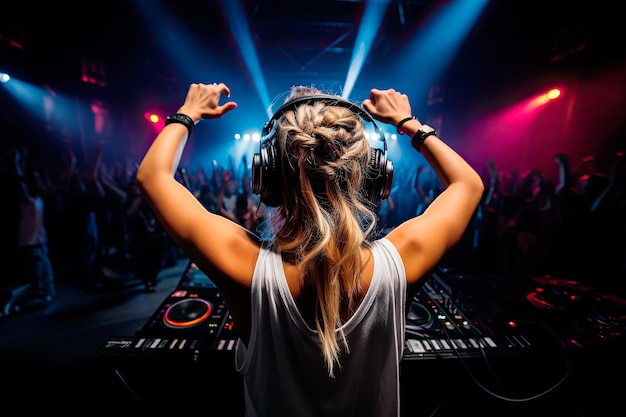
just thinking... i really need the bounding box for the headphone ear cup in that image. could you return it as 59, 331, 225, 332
365, 148, 394, 203
252, 139, 282, 207
251, 152, 263, 197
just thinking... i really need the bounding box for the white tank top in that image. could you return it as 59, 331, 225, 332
235, 238, 407, 417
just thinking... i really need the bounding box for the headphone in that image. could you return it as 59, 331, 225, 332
251, 94, 394, 207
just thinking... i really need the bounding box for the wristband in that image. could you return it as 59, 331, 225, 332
165, 113, 195, 137
396, 116, 415, 134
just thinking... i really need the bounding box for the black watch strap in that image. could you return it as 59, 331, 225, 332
412, 125, 437, 150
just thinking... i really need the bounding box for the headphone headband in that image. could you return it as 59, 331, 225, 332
270, 94, 375, 121
262, 95, 387, 152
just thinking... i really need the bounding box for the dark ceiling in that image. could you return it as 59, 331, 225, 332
2, 1, 450, 96
3, 0, 622, 104
1, 0, 625, 169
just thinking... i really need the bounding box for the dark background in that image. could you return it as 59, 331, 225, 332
1, 0, 625, 177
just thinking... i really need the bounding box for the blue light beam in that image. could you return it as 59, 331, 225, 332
388, 0, 489, 104
219, 0, 272, 117
133, 0, 233, 86
342, 0, 391, 99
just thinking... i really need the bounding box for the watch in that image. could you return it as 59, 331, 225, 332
412, 124, 437, 146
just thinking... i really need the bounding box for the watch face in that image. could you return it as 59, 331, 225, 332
421, 125, 435, 133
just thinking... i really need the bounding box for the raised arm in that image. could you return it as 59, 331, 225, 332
135, 83, 259, 293
362, 88, 484, 288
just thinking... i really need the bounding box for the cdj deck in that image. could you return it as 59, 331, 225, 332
99, 260, 626, 363
96, 260, 626, 416
98, 261, 238, 362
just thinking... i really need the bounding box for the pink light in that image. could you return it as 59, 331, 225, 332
144, 112, 161, 124
521, 87, 563, 114
144, 112, 165, 133
547, 88, 561, 99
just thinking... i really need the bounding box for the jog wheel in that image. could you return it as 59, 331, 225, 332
163, 298, 212, 329
406, 302, 434, 330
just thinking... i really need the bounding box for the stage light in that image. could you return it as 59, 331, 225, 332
0, 72, 10, 83
144, 112, 160, 124
144, 112, 164, 132
547, 88, 561, 100
521, 87, 564, 114
234, 131, 262, 142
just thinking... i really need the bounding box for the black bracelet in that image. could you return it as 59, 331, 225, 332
396, 116, 415, 134
165, 113, 195, 137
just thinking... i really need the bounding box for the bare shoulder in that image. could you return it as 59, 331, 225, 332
383, 217, 438, 286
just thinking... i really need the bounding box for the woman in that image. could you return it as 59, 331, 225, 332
136, 83, 483, 416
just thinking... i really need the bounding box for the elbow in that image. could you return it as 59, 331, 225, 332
135, 161, 177, 199
476, 179, 486, 201
135, 166, 146, 190
468, 171, 485, 206
135, 163, 152, 194
475, 174, 486, 196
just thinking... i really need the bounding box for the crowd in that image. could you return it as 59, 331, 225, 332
1, 135, 624, 314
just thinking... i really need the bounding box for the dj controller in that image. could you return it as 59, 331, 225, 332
96, 260, 626, 415
402, 270, 561, 361
98, 260, 626, 363
98, 261, 238, 362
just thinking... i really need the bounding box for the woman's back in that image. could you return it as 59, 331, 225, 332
236, 239, 406, 417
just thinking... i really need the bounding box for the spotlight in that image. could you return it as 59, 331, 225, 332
144, 112, 161, 124
547, 88, 561, 100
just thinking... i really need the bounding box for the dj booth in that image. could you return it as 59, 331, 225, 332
97, 260, 626, 415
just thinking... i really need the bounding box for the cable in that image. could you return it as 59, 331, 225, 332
113, 368, 160, 412
413, 271, 573, 405
448, 313, 572, 403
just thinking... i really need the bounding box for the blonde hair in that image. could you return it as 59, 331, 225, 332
270, 86, 379, 377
